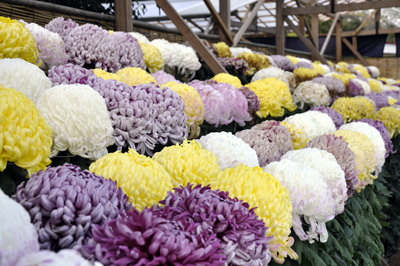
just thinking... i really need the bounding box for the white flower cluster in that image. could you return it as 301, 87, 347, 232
292, 81, 330, 108
251, 67, 296, 90
229, 47, 253, 58
129, 32, 150, 44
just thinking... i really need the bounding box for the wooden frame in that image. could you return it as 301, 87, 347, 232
203, 0, 233, 45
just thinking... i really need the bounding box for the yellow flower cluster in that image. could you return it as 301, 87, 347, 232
286, 55, 299, 65
210, 164, 296, 263
330, 73, 350, 88
116, 67, 157, 86
352, 65, 371, 78
331, 97, 375, 123
0, 17, 40, 65
0, 86, 52, 175
375, 106, 400, 138
139, 41, 165, 73
368, 79, 382, 93
312, 63, 325, 75
152, 140, 221, 187
89, 149, 173, 211
213, 42, 232, 58
335, 65, 351, 74
334, 130, 376, 191
161, 81, 205, 139
293, 67, 318, 84
212, 73, 243, 88
93, 69, 123, 82
281, 121, 308, 150
237, 52, 272, 75
247, 78, 296, 118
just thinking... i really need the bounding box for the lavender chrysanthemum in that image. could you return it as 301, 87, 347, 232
359, 118, 395, 158
348, 79, 364, 96
48, 63, 97, 86
45, 17, 78, 43
307, 135, 358, 196
160, 184, 272, 266
365, 92, 390, 109
13, 164, 131, 251
294, 61, 314, 70
239, 86, 260, 118
81, 207, 226, 266
310, 107, 344, 129
311, 76, 346, 102
270, 55, 295, 72
217, 57, 250, 75
383, 91, 400, 103
150, 70, 179, 85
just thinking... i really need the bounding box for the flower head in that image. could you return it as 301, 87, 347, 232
365, 92, 390, 109
310, 107, 344, 129
139, 42, 165, 73
128, 32, 149, 44
280, 121, 308, 150
374, 106, 400, 138
151, 70, 179, 85
264, 160, 336, 243
270, 55, 295, 72
359, 118, 394, 158
251, 67, 296, 91
237, 52, 272, 75
312, 63, 326, 75
229, 47, 253, 58
383, 90, 400, 103
0, 86, 52, 175
212, 73, 243, 88
36, 84, 114, 160
116, 67, 157, 86
283, 112, 335, 140
292, 81, 330, 108
286, 55, 299, 65
15, 250, 100, 266
331, 97, 375, 123
368, 78, 383, 93
293, 67, 318, 84
214, 42, 232, 58
351, 65, 371, 78
238, 86, 260, 118
294, 61, 314, 70
311, 76, 346, 102
367, 66, 380, 79
48, 63, 97, 86
13, 164, 130, 251
45, 17, 78, 43
93, 69, 122, 82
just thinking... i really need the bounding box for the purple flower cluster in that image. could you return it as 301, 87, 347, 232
239, 86, 260, 118
383, 91, 400, 103
310, 107, 344, 129
294, 61, 314, 70
348, 79, 364, 97
365, 92, 390, 109
160, 184, 272, 266
312, 76, 346, 102
45, 17, 78, 43
270, 55, 295, 72
151, 70, 179, 85
359, 118, 395, 158
12, 164, 131, 251
217, 57, 250, 75
48, 63, 97, 86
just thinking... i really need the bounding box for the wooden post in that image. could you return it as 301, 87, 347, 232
204, 0, 233, 45
115, 0, 133, 32
342, 38, 369, 66
299, 15, 305, 35
220, 0, 231, 43
233, 0, 264, 46
311, 13, 319, 61
320, 13, 339, 55
375, 9, 381, 34
276, 0, 285, 55
155, 0, 227, 74
336, 20, 342, 62
352, 36, 357, 50
353, 9, 379, 36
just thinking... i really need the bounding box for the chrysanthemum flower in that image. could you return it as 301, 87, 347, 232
198, 132, 259, 170
45, 17, 78, 43
359, 118, 394, 158
0, 86, 52, 175
161, 184, 273, 265
349, 78, 371, 96
214, 42, 232, 58
383, 90, 400, 103
304, 111, 337, 134
93, 69, 122, 81
0, 189, 39, 266
281, 148, 348, 214
331, 97, 375, 123
139, 41, 165, 73
351, 64, 371, 78
237, 52, 272, 75
292, 81, 330, 108
153, 140, 221, 187
283, 112, 334, 140
310, 107, 344, 129
161, 82, 205, 139
48, 63, 97, 86
151, 70, 179, 85
89, 149, 173, 211
311, 76, 346, 102
212, 73, 243, 88
264, 159, 336, 243
312, 63, 326, 75
13, 164, 130, 251
294, 61, 314, 70
251, 67, 296, 91
367, 66, 380, 79
280, 121, 308, 150
15, 250, 101, 266
0, 58, 52, 105
293, 67, 318, 84
217, 57, 250, 74
365, 92, 390, 109
374, 106, 400, 138
270, 55, 295, 72
128, 31, 150, 44
209, 164, 296, 263
116, 67, 157, 86
36, 84, 114, 160
0, 17, 40, 64
286, 55, 299, 65
82, 207, 226, 266
239, 86, 260, 118
229, 47, 253, 58
368, 78, 383, 93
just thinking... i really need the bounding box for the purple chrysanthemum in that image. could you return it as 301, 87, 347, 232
310, 107, 344, 129
383, 91, 400, 103
239, 86, 260, 118
359, 118, 395, 158
151, 70, 179, 85
217, 57, 250, 75
48, 63, 97, 86
307, 134, 358, 196
312, 76, 346, 102
160, 184, 273, 266
270, 55, 295, 72
81, 207, 226, 266
365, 92, 390, 109
12, 164, 131, 251
348, 79, 364, 97
294, 61, 314, 70
45, 17, 78, 43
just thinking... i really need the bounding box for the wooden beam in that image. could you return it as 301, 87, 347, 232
342, 37, 369, 66
336, 20, 342, 61
303, 15, 317, 47
203, 0, 233, 45
154, 0, 227, 74
353, 9, 378, 36
220, 0, 231, 43
276, 0, 285, 55
298, 15, 305, 35
188, 19, 205, 33
306, 0, 317, 7
311, 13, 319, 61
233, 0, 264, 46
341, 27, 400, 37
352, 36, 357, 50
375, 9, 381, 35
284, 16, 328, 64
205, 18, 213, 34
115, 0, 133, 32
282, 0, 400, 16
321, 12, 339, 55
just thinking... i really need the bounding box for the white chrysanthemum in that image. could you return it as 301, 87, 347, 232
292, 81, 330, 108
381, 84, 393, 92
175, 43, 201, 75
321, 64, 332, 74
297, 57, 312, 64
150, 39, 174, 65
0, 58, 51, 105
266, 55, 276, 67
264, 159, 336, 243
352, 78, 371, 94
368, 66, 380, 79
0, 189, 39, 266
128, 32, 150, 44
283, 113, 324, 140
251, 67, 296, 90
281, 148, 347, 214
386, 78, 397, 85
340, 122, 386, 173
198, 132, 259, 170
304, 111, 336, 135
36, 84, 114, 160
230, 47, 253, 58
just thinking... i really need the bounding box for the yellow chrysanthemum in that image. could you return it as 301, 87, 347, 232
139, 41, 165, 73
286, 55, 299, 65
247, 78, 296, 118
335, 65, 351, 74
293, 67, 318, 84
212, 73, 242, 88
352, 65, 371, 78
0, 17, 40, 65
368, 79, 382, 93
0, 86, 52, 175
108, 30, 114, 35
327, 60, 335, 68
116, 67, 157, 86
331, 97, 375, 123
152, 140, 221, 187
312, 63, 325, 75
93, 69, 123, 82
237, 52, 272, 75
89, 149, 173, 211
389, 97, 398, 105
334, 130, 376, 191
330, 73, 350, 88
281, 121, 308, 150
375, 106, 400, 138
213, 42, 232, 58
161, 81, 204, 139
209, 164, 296, 263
